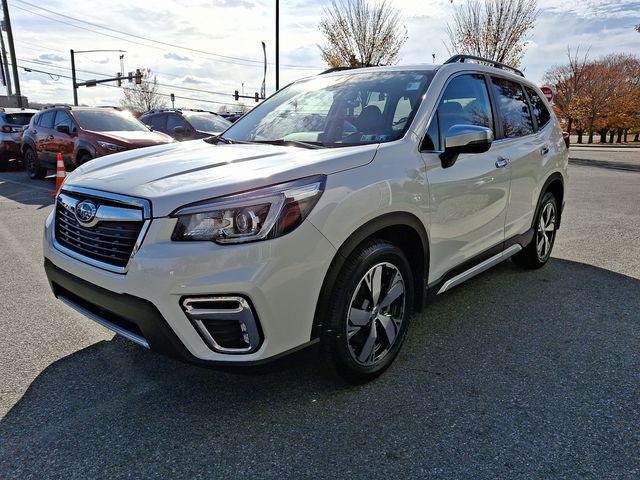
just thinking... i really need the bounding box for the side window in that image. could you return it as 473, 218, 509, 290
167, 114, 187, 131
39, 111, 55, 129
54, 111, 75, 133
424, 74, 493, 150
524, 86, 551, 129
491, 77, 534, 138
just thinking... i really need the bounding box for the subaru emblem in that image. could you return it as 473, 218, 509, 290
75, 200, 98, 225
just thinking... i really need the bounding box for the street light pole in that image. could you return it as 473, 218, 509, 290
70, 49, 78, 105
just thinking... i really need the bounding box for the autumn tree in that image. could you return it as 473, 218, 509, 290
446, 0, 539, 68
120, 69, 166, 114
318, 0, 408, 68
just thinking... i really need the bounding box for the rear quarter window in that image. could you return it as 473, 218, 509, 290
524, 86, 551, 129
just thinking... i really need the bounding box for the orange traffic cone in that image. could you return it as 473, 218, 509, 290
51, 153, 66, 199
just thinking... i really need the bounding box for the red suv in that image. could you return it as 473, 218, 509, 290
22, 106, 174, 179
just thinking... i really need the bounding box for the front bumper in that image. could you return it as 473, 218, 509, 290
43, 208, 337, 364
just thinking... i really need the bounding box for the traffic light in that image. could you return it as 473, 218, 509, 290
254, 92, 259, 102
116, 72, 121, 87
128, 72, 134, 83
234, 90, 239, 101
134, 69, 143, 85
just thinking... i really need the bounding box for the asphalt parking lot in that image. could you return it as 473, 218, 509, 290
1, 147, 639, 479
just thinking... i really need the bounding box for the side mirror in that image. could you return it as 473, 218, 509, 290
145, 124, 153, 131
439, 125, 493, 168
56, 125, 70, 134
173, 126, 186, 136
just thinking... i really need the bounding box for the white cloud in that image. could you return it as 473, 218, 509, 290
7, 0, 640, 108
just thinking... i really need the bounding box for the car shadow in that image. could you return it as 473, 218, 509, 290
569, 157, 640, 173
0, 168, 55, 209
1, 258, 639, 478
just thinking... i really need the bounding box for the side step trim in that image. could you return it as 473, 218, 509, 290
59, 295, 150, 349
437, 244, 522, 294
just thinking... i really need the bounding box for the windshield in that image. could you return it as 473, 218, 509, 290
4, 113, 34, 126
186, 114, 231, 133
223, 70, 434, 147
73, 110, 149, 132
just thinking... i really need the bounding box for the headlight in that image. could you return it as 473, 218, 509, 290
171, 175, 326, 244
97, 141, 126, 152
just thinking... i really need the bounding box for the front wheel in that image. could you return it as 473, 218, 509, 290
24, 148, 47, 179
512, 192, 558, 269
321, 239, 414, 383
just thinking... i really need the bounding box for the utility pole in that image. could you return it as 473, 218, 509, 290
0, 22, 12, 95
1, 0, 21, 106
275, 0, 279, 91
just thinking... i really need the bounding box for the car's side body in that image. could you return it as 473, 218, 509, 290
42, 59, 567, 378
0, 108, 37, 162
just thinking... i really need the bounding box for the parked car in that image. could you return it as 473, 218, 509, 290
22, 106, 175, 179
43, 55, 568, 382
0, 107, 37, 166
139, 109, 231, 141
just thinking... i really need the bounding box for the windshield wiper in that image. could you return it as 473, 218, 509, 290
251, 139, 325, 149
204, 135, 235, 145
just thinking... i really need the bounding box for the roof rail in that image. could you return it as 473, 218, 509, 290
96, 105, 122, 110
42, 104, 72, 110
144, 108, 217, 115
319, 66, 367, 75
444, 54, 524, 77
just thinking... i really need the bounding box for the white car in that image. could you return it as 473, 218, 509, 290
43, 55, 568, 382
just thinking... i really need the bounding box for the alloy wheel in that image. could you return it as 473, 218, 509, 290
536, 202, 556, 260
347, 262, 406, 366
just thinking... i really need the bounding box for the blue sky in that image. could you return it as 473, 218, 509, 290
6, 0, 640, 110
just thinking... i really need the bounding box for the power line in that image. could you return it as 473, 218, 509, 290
12, 0, 321, 70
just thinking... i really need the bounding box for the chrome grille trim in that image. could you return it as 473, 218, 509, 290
52, 188, 152, 274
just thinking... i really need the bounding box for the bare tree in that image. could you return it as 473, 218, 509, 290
446, 0, 539, 67
543, 46, 590, 136
120, 69, 166, 114
318, 0, 408, 68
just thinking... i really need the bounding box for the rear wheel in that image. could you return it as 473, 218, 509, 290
321, 239, 414, 383
513, 192, 558, 269
24, 147, 47, 179
78, 152, 93, 166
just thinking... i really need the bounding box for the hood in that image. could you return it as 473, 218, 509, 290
64, 139, 378, 216
92, 130, 174, 146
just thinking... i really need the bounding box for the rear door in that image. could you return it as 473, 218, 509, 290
34, 110, 56, 166
489, 77, 541, 239
421, 73, 512, 282
50, 110, 77, 168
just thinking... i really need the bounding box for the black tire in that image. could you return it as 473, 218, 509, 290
24, 147, 47, 179
512, 192, 558, 269
321, 239, 414, 383
78, 153, 93, 167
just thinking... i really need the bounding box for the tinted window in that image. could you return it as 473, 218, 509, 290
73, 110, 148, 132
185, 114, 231, 133
54, 110, 75, 133
524, 86, 551, 129
39, 111, 55, 129
143, 114, 165, 131
4, 113, 33, 126
167, 114, 188, 131
491, 77, 534, 138
425, 73, 493, 150
224, 71, 434, 146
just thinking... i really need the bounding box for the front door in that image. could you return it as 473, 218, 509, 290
420, 73, 511, 283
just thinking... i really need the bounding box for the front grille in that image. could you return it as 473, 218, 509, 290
54, 191, 145, 269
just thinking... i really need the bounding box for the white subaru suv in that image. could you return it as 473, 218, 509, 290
44, 55, 568, 382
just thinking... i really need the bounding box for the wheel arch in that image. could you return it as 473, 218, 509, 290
21, 137, 36, 154
310, 212, 429, 340
536, 172, 565, 229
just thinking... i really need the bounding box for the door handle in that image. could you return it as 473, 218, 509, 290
540, 146, 549, 156
495, 157, 510, 168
